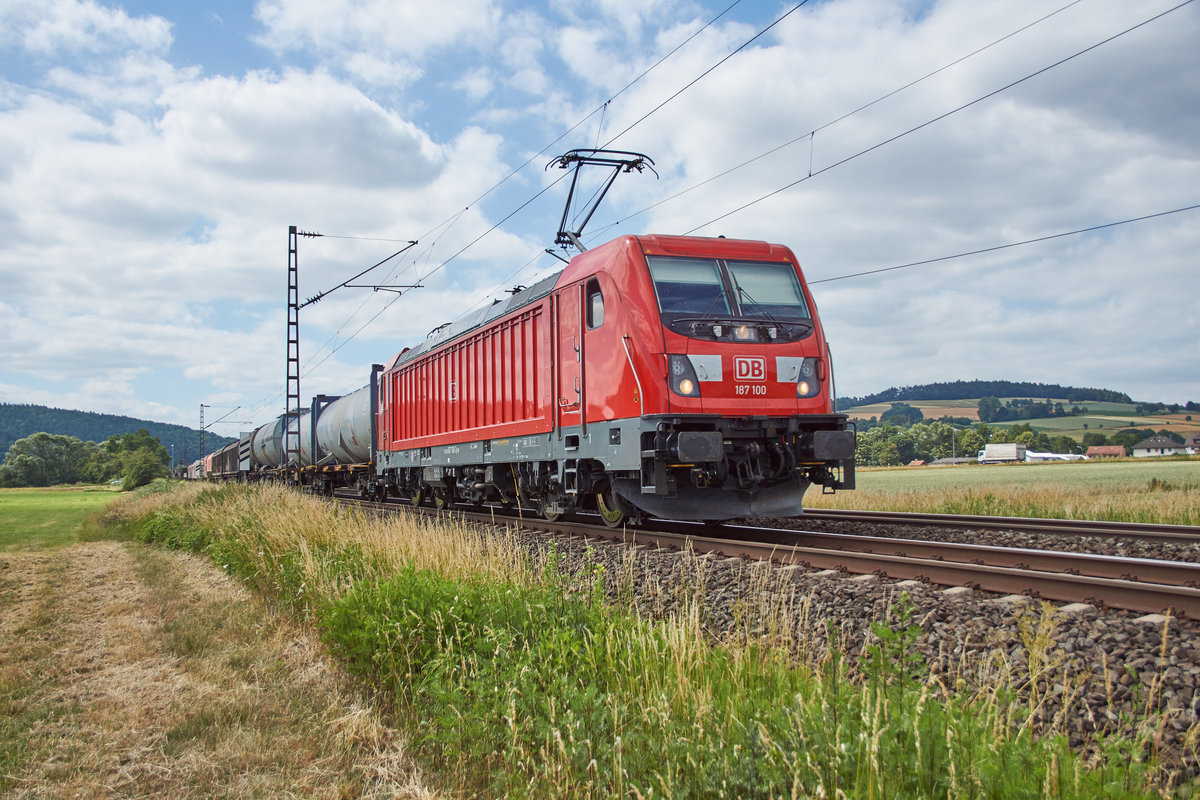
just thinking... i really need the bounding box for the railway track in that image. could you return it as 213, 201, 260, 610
333, 492, 1200, 618
797, 508, 1200, 543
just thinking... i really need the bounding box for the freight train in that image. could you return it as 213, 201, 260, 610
192, 233, 855, 526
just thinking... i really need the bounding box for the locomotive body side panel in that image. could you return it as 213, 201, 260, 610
380, 300, 554, 454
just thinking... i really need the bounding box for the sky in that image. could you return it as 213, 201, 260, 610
1, 0, 1197, 446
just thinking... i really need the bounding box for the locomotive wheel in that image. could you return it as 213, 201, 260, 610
411, 485, 428, 507
433, 489, 453, 510
540, 499, 561, 522
595, 487, 626, 528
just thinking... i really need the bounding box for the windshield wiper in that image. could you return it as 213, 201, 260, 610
731, 278, 786, 328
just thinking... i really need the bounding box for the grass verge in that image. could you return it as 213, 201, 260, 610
110, 482, 1187, 798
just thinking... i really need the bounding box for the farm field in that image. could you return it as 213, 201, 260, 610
1019, 414, 1200, 439
843, 398, 980, 420
0, 486, 120, 550
843, 397, 1200, 442
806, 458, 1200, 525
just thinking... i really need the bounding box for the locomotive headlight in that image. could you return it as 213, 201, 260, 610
796, 358, 821, 398
733, 325, 755, 341
668, 355, 701, 397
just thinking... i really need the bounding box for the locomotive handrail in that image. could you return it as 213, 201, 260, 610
621, 334, 645, 417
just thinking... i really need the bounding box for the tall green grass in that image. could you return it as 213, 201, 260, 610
113, 484, 1179, 798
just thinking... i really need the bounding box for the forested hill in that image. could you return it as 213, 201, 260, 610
0, 404, 235, 464
839, 380, 1133, 407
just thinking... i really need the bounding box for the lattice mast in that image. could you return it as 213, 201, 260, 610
285, 226, 303, 483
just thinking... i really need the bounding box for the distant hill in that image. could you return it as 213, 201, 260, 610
0, 404, 236, 465
837, 380, 1133, 408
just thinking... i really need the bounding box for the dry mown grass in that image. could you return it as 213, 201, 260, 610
0, 536, 438, 799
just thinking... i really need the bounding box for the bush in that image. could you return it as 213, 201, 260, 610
121, 447, 167, 490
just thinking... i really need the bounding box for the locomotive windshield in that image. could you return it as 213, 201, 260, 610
727, 261, 811, 320
646, 257, 731, 315
647, 255, 811, 326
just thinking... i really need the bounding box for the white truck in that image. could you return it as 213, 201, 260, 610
977, 443, 1027, 463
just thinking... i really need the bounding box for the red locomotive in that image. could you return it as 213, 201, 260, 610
190, 152, 854, 525
373, 232, 854, 525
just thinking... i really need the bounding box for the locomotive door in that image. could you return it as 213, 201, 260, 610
555, 284, 584, 432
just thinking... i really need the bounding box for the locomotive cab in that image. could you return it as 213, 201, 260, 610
576, 234, 855, 521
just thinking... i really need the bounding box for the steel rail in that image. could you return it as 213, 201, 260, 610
569, 519, 1200, 619
716, 525, 1200, 587
331, 494, 1200, 618
797, 509, 1200, 543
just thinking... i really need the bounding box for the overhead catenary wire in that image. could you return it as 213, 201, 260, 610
453, 0, 744, 218
244, 1, 1192, 425
466, 0, 1100, 315
685, 0, 1196, 235
584, 0, 1087, 242
282, 1, 751, 386
809, 203, 1200, 285
600, 1, 813, 149
425, 2, 832, 325
296, 178, 566, 380
405, 0, 1196, 348
246, 197, 1199, 428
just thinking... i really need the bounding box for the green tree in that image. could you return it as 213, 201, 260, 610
876, 440, 902, 466
977, 396, 1003, 423
880, 402, 924, 427
856, 426, 909, 466
1048, 435, 1079, 454
957, 428, 985, 458
0, 432, 98, 486
106, 429, 169, 465
1110, 429, 1151, 449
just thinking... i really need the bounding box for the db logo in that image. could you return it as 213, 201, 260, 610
733, 356, 766, 381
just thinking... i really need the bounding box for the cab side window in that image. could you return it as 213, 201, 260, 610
586, 279, 604, 329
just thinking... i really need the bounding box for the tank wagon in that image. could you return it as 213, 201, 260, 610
195, 233, 855, 525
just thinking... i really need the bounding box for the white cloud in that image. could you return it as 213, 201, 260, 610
253, 0, 501, 82
157, 69, 444, 186
0, 0, 172, 55
454, 67, 494, 103
44, 53, 196, 110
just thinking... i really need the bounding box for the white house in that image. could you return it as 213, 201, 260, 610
1131, 435, 1188, 458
